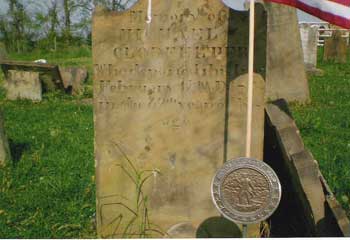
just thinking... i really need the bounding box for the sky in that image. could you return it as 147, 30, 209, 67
0, 0, 322, 22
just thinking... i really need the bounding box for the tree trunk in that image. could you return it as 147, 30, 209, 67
63, 0, 71, 45
49, 0, 59, 51
112, 0, 116, 10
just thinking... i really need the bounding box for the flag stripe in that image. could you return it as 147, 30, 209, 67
329, 0, 350, 7
267, 0, 350, 28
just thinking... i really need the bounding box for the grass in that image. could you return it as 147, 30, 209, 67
290, 48, 350, 216
0, 97, 95, 238
0, 48, 96, 238
0, 46, 349, 238
8, 46, 92, 68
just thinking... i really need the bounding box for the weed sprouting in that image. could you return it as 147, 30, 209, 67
99, 143, 165, 238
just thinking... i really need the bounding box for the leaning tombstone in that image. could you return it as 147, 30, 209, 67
265, 3, 310, 103
4, 70, 42, 101
93, 1, 268, 238
0, 111, 11, 166
264, 99, 350, 237
324, 30, 348, 63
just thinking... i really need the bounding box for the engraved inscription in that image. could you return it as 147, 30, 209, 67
94, 1, 234, 236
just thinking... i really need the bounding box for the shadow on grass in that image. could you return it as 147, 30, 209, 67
8, 139, 30, 165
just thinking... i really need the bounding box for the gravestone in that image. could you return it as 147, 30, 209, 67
265, 3, 310, 102
93, 1, 267, 238
228, 73, 265, 160
4, 70, 42, 101
0, 61, 64, 93
59, 67, 88, 95
324, 30, 348, 63
300, 23, 319, 71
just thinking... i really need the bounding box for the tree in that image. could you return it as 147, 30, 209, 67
63, 0, 71, 45
5, 0, 32, 52
94, 0, 136, 11
31, 0, 60, 51
62, 0, 94, 45
48, 0, 59, 50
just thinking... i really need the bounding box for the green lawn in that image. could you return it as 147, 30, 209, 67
0, 48, 96, 238
0, 99, 95, 238
0, 47, 349, 238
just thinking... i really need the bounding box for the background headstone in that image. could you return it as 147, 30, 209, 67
0, 61, 65, 93
324, 30, 348, 63
59, 67, 88, 95
0, 111, 11, 166
4, 70, 42, 101
93, 1, 267, 238
265, 3, 310, 103
300, 23, 319, 71
228, 73, 265, 160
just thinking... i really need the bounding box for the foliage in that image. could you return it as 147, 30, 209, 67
100, 144, 164, 238
0, 0, 35, 53
0, 0, 136, 53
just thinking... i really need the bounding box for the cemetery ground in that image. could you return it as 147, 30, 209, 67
0, 47, 348, 238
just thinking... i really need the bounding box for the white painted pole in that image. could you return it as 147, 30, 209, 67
245, 0, 255, 158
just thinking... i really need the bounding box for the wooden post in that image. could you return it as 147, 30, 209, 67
245, 0, 255, 158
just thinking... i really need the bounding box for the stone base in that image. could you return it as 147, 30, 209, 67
306, 67, 324, 77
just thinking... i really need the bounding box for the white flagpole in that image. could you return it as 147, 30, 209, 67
245, 0, 255, 158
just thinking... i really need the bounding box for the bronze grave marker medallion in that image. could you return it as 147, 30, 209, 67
211, 158, 281, 224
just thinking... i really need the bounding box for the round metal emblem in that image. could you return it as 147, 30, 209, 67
211, 157, 282, 224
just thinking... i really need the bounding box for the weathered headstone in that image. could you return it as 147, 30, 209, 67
59, 67, 88, 95
0, 111, 11, 166
93, 1, 267, 238
265, 3, 310, 102
4, 70, 42, 101
228, 73, 265, 160
0, 61, 64, 93
324, 30, 348, 63
300, 23, 319, 71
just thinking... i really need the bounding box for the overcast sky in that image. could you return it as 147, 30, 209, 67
0, 0, 322, 22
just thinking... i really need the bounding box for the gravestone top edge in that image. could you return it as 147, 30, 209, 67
0, 60, 58, 70
92, 0, 270, 17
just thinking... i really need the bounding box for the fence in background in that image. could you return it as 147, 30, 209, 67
299, 22, 349, 46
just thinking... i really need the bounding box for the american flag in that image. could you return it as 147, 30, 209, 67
222, 0, 350, 29
265, 0, 350, 28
